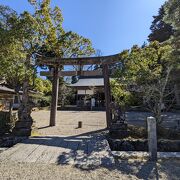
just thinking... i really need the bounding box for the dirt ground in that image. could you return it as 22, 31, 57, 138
31, 110, 180, 136
31, 110, 106, 136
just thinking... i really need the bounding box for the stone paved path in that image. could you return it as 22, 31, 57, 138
0, 133, 114, 169
0, 111, 114, 168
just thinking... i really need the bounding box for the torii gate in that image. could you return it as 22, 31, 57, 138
38, 54, 120, 129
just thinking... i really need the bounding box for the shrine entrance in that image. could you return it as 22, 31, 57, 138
38, 54, 120, 129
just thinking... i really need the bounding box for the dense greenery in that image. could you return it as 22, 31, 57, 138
0, 0, 179, 125
111, 0, 180, 124
148, 5, 174, 42
0, 0, 95, 110
163, 0, 180, 62
112, 42, 176, 124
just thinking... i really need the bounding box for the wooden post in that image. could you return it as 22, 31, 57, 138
50, 67, 59, 126
103, 64, 111, 129
147, 117, 157, 161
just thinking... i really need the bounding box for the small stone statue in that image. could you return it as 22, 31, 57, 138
110, 102, 125, 123
109, 102, 128, 138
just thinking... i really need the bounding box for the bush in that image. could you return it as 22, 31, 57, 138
37, 96, 51, 107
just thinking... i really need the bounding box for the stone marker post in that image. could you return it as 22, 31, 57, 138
78, 121, 82, 128
147, 117, 157, 161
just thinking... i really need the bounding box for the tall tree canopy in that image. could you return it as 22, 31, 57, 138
0, 0, 95, 90
30, 0, 95, 58
163, 0, 180, 62
148, 5, 174, 42
112, 42, 174, 124
0, 1, 95, 125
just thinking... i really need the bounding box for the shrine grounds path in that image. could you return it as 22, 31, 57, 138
32, 110, 107, 136
0, 110, 179, 180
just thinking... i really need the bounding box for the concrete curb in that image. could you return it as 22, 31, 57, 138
112, 151, 180, 159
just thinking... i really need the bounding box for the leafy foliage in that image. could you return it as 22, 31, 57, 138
110, 79, 133, 107
148, 5, 174, 42
0, 1, 94, 99
34, 78, 52, 94
113, 42, 175, 124
163, 0, 180, 62
58, 81, 75, 107
33, 0, 95, 58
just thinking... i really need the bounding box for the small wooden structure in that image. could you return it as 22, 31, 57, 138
38, 54, 120, 128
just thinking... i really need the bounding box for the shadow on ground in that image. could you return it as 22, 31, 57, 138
14, 129, 180, 179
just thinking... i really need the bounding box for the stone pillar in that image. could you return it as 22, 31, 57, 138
147, 117, 157, 161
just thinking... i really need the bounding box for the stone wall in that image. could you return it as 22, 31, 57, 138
108, 138, 180, 152
0, 111, 17, 135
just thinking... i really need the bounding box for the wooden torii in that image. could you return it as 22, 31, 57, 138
38, 54, 120, 129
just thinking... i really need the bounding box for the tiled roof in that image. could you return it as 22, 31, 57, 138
70, 78, 104, 87
0, 85, 15, 93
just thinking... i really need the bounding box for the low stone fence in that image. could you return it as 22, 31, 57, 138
108, 138, 180, 152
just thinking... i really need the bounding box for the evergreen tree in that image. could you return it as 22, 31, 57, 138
148, 5, 173, 42
163, 0, 180, 62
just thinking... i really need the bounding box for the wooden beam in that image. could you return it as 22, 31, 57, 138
103, 64, 111, 129
40, 70, 102, 77
37, 54, 120, 66
40, 71, 53, 77
49, 67, 59, 126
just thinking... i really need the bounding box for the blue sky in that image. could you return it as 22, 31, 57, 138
0, 0, 167, 56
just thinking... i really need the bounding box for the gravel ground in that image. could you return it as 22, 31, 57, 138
31, 110, 106, 136
0, 159, 179, 180
0, 111, 179, 180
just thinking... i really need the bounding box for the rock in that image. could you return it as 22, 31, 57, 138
121, 141, 135, 151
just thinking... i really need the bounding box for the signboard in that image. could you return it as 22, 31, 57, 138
77, 89, 94, 95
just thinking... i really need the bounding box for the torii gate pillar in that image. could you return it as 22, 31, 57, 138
50, 66, 59, 126
103, 64, 111, 128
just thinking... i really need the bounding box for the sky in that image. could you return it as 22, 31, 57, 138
0, 0, 167, 56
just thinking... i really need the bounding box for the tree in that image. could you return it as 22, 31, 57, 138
58, 82, 75, 107
0, 5, 34, 110
111, 79, 133, 108
113, 42, 175, 124
163, 0, 180, 62
0, 1, 95, 134
148, 5, 174, 42
34, 78, 52, 94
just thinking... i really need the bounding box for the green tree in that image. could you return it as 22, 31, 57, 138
111, 79, 133, 108
148, 5, 174, 42
34, 77, 52, 95
114, 42, 174, 124
163, 0, 180, 61
58, 82, 75, 107
0, 5, 33, 100
0, 1, 95, 131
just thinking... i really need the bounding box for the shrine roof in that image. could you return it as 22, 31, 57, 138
70, 77, 104, 87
